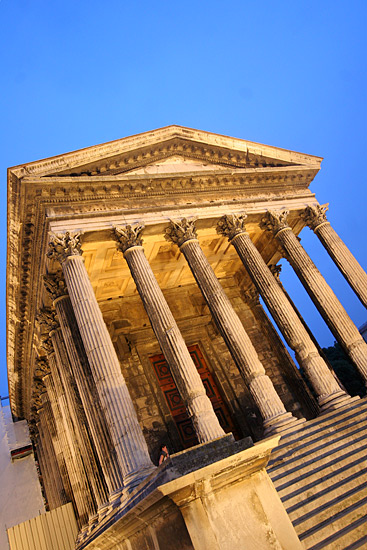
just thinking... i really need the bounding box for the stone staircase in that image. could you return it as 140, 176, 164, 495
267, 397, 367, 550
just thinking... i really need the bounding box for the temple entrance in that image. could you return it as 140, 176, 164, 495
150, 344, 238, 448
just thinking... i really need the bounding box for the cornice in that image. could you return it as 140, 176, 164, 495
8, 126, 322, 179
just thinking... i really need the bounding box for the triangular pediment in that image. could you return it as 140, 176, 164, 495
10, 126, 322, 180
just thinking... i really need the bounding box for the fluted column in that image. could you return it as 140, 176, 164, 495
303, 204, 367, 308
38, 404, 67, 509
37, 371, 74, 510
35, 422, 54, 508
114, 224, 225, 443
38, 310, 99, 521
217, 214, 351, 411
42, 355, 90, 528
262, 210, 367, 382
44, 271, 123, 501
164, 218, 303, 435
47, 231, 154, 491
50, 325, 108, 512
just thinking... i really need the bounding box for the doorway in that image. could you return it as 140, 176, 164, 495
150, 344, 238, 448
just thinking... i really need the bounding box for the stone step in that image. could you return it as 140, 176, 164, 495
269, 422, 367, 483
268, 413, 367, 473
265, 398, 367, 550
341, 533, 367, 550
299, 493, 367, 550
268, 398, 367, 469
286, 468, 367, 518
292, 480, 367, 533
279, 452, 367, 511
272, 441, 367, 494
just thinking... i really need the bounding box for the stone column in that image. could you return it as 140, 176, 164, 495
44, 271, 123, 502
47, 318, 109, 512
114, 224, 225, 443
42, 353, 91, 528
47, 231, 154, 491
303, 204, 367, 309
164, 218, 302, 435
37, 404, 67, 509
216, 214, 351, 411
38, 310, 99, 520
37, 365, 74, 511
35, 421, 55, 509
261, 210, 367, 382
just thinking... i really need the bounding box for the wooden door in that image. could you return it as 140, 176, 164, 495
150, 344, 238, 448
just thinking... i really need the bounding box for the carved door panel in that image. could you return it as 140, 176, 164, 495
150, 344, 238, 449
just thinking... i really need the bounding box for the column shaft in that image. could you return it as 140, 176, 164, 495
304, 205, 367, 308
36, 421, 59, 509
54, 294, 123, 498
47, 343, 97, 519
175, 234, 302, 434
314, 223, 367, 308
40, 391, 74, 510
270, 221, 367, 381
44, 367, 90, 527
122, 245, 225, 443
38, 407, 67, 508
51, 327, 108, 510
224, 226, 350, 410
60, 253, 154, 489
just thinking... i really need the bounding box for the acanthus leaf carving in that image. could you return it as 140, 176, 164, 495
37, 308, 59, 334
113, 223, 145, 253
164, 217, 198, 247
302, 203, 329, 231
216, 213, 248, 240
260, 210, 290, 235
47, 231, 83, 264
43, 271, 68, 301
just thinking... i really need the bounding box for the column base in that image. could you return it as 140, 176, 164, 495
263, 412, 306, 437
123, 464, 157, 493
319, 392, 359, 412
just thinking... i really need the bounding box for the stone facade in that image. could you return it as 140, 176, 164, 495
6, 126, 367, 548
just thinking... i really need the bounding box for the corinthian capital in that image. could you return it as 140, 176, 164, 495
164, 218, 198, 247
114, 223, 145, 253
37, 307, 59, 334
43, 271, 68, 302
302, 204, 329, 231
260, 210, 290, 235
47, 231, 83, 264
35, 357, 50, 379
216, 213, 248, 240
39, 335, 54, 356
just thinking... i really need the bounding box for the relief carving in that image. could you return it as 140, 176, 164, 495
165, 218, 198, 247
216, 213, 248, 240
260, 210, 290, 235
114, 223, 145, 253
47, 231, 83, 264
43, 271, 68, 301
302, 204, 329, 231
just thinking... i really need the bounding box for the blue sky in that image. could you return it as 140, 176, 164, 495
0, 1, 366, 398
